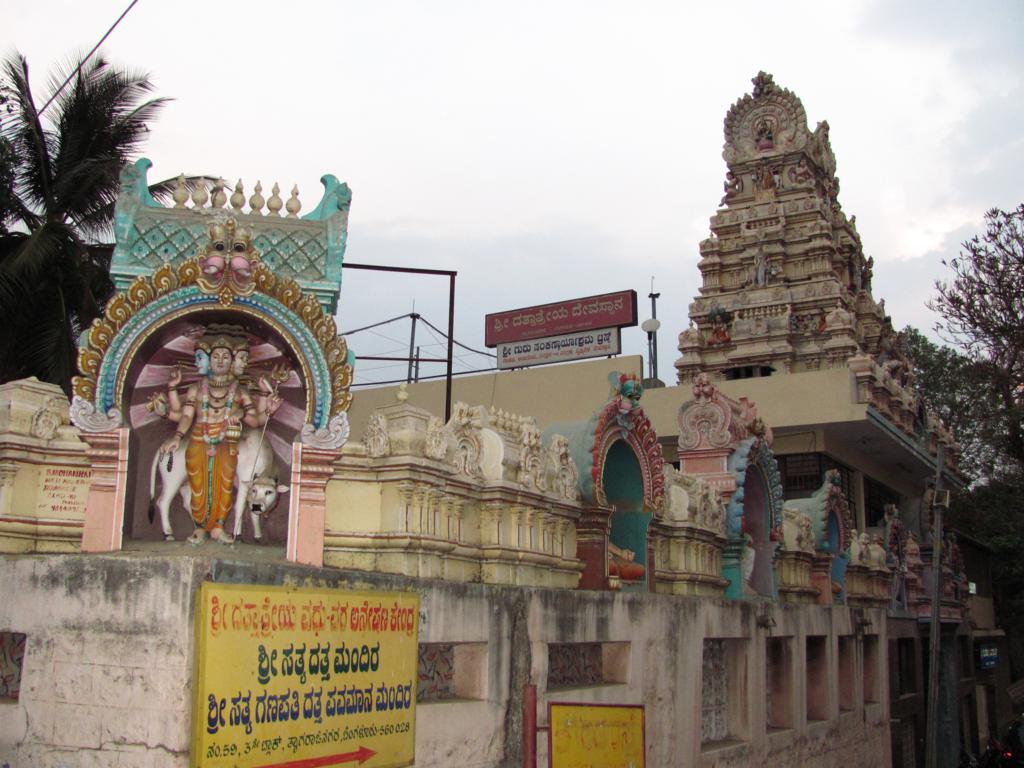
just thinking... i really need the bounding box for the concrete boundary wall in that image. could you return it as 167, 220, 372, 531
0, 552, 891, 767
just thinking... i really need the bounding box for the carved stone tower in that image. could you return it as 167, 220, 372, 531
675, 72, 894, 381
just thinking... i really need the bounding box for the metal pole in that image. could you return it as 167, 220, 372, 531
646, 333, 655, 380
924, 442, 946, 768
648, 279, 660, 381
414, 346, 421, 383
522, 683, 537, 768
406, 313, 419, 383
445, 274, 455, 423
340, 262, 457, 421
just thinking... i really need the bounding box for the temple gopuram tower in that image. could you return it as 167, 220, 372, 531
676, 72, 892, 379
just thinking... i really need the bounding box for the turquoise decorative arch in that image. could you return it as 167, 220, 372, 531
722, 436, 784, 599
92, 286, 334, 429
725, 437, 783, 538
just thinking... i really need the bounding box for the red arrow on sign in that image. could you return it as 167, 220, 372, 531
256, 745, 377, 768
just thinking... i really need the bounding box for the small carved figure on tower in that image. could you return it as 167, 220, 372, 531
706, 307, 733, 346
721, 170, 743, 204
754, 164, 776, 193
862, 255, 874, 292
789, 157, 814, 186
751, 250, 769, 287
754, 116, 775, 150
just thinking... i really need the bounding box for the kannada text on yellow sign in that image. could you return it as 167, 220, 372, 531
191, 582, 419, 768
549, 702, 645, 768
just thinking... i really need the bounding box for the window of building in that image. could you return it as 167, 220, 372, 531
838, 636, 856, 711
0, 632, 27, 701
702, 639, 748, 746
766, 637, 793, 729
806, 635, 829, 721
780, 454, 852, 500
864, 476, 900, 527
546, 642, 629, 690
417, 642, 488, 702
724, 365, 775, 381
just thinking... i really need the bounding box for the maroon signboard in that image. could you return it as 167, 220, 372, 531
485, 290, 637, 347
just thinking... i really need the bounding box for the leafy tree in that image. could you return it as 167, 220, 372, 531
918, 205, 1024, 676
0, 52, 168, 392
899, 326, 1001, 482
929, 205, 1024, 472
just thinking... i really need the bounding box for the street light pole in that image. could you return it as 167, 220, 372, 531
643, 278, 659, 382
924, 442, 948, 768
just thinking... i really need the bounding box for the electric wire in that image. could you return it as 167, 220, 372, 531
340, 313, 412, 336
351, 366, 499, 388
418, 315, 496, 358
342, 310, 498, 385
39, 0, 142, 115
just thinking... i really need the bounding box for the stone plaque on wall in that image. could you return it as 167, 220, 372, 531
34, 466, 91, 519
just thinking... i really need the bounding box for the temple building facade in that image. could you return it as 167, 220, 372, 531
0, 73, 988, 768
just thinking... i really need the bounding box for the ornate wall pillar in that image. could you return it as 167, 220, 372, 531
80, 428, 130, 553
575, 506, 612, 590
286, 442, 339, 567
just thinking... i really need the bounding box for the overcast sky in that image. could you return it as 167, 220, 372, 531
8, 0, 1023, 385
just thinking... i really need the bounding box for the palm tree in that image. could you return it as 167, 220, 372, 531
0, 52, 169, 393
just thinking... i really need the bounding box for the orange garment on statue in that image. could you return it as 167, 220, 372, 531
186, 420, 239, 531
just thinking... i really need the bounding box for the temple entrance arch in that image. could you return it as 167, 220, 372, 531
603, 439, 649, 590
71, 194, 354, 562
546, 373, 664, 591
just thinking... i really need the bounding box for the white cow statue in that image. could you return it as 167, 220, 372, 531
149, 429, 289, 542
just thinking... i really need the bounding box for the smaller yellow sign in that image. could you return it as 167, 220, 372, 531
548, 702, 645, 768
191, 582, 419, 768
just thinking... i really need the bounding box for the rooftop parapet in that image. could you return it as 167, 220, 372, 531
110, 159, 352, 314
328, 393, 586, 588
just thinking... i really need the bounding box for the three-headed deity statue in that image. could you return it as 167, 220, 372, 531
155, 324, 282, 543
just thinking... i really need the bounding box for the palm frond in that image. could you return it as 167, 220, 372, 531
0, 50, 166, 391
2, 54, 56, 217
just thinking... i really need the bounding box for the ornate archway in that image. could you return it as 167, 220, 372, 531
546, 373, 664, 591
71, 201, 353, 563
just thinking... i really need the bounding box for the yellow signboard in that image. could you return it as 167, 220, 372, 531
548, 703, 645, 768
191, 582, 418, 768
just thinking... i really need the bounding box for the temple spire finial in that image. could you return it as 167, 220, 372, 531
751, 71, 775, 99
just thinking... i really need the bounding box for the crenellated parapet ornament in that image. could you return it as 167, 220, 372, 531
845, 530, 892, 608
675, 375, 784, 600
588, 377, 665, 512
780, 470, 855, 605
677, 373, 772, 454
325, 396, 585, 588
112, 159, 351, 315
848, 352, 960, 472
71, 217, 353, 441
649, 466, 729, 597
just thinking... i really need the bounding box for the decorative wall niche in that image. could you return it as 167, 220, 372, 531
417, 642, 488, 702
546, 641, 629, 690
766, 636, 794, 729
702, 638, 749, 746
0, 631, 27, 701
805, 635, 829, 721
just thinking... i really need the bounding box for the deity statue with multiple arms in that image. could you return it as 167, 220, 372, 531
156, 324, 282, 544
